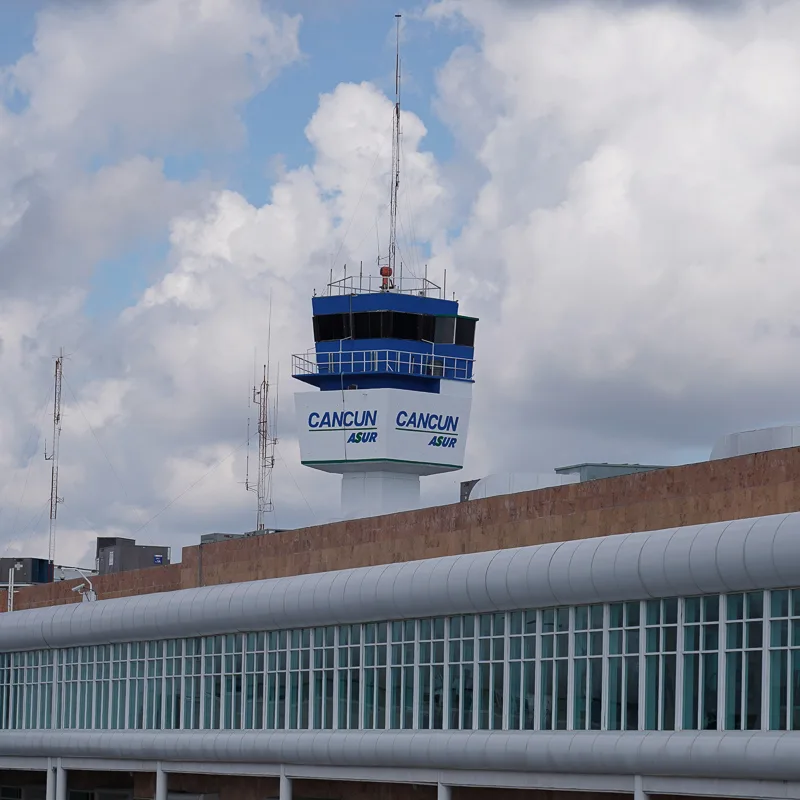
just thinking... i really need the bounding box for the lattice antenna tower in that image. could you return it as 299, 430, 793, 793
245, 300, 278, 532
388, 13, 402, 284
44, 348, 64, 564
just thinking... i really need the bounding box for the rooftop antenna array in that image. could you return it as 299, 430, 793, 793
44, 348, 64, 564
245, 299, 278, 532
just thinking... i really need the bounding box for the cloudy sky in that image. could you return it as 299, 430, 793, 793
1, 0, 798, 569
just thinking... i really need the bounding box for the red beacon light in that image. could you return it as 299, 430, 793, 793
379, 266, 394, 291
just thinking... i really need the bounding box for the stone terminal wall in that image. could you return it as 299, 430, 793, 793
4, 446, 800, 613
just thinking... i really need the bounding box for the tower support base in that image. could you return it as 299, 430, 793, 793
341, 471, 420, 519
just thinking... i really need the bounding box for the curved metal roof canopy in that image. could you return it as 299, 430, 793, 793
2, 512, 800, 653
2, 729, 800, 781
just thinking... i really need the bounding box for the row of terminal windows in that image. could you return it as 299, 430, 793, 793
2, 589, 800, 734
313, 311, 477, 347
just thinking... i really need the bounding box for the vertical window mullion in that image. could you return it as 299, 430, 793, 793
261, 628, 272, 731
470, 617, 478, 731
601, 604, 609, 731
74, 652, 82, 729
358, 624, 365, 731
181, 639, 187, 731
533, 609, 541, 731
566, 607, 575, 731
762, 591, 771, 732
123, 645, 130, 730
51, 649, 58, 730
676, 599, 685, 730
21, 659, 28, 730
443, 617, 451, 730
638, 601, 646, 730
413, 620, 420, 731
716, 595, 725, 731
503, 611, 510, 730
200, 640, 207, 731
160, 645, 167, 731
142, 646, 150, 730
239, 635, 246, 731
332, 626, 339, 730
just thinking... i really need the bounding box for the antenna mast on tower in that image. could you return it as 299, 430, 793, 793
44, 349, 64, 564
388, 13, 402, 285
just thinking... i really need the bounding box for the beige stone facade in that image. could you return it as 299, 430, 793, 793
3, 446, 800, 613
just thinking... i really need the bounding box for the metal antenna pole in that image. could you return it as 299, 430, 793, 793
250, 365, 277, 531
389, 13, 401, 287
246, 296, 277, 533
44, 349, 64, 564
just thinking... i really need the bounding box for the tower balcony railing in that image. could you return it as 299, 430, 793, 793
292, 348, 474, 382
324, 274, 443, 298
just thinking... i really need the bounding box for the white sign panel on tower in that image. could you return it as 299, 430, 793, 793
295, 387, 472, 475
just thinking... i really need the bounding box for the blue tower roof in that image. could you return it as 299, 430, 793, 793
292, 276, 477, 394
312, 291, 459, 317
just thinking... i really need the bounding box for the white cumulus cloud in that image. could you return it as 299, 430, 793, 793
6, 0, 800, 569
429, 0, 800, 471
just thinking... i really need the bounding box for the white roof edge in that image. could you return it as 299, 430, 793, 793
1, 511, 799, 653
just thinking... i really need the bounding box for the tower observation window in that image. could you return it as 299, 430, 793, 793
313, 314, 350, 342
313, 312, 476, 347
455, 318, 476, 347
353, 312, 383, 339
434, 317, 455, 345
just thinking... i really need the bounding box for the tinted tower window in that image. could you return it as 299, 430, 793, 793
434, 317, 456, 344
314, 313, 350, 341
455, 318, 476, 347
312, 311, 476, 346
353, 312, 383, 339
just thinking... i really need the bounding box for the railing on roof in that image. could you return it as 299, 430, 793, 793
292, 349, 474, 382
322, 274, 444, 298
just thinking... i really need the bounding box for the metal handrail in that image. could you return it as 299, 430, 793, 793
323, 275, 443, 297
292, 348, 475, 381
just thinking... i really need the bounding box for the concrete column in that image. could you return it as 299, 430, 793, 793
437, 782, 452, 800
55, 762, 67, 800
155, 762, 168, 800
279, 767, 292, 800
45, 760, 56, 800
634, 775, 649, 800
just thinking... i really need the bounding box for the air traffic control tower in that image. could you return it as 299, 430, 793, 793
293, 17, 477, 519
292, 271, 477, 519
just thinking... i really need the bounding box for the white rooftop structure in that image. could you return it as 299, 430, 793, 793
468, 472, 579, 501
710, 425, 800, 460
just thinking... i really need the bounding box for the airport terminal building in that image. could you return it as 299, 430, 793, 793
3, 437, 800, 800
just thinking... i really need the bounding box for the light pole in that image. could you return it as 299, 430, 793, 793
71, 567, 97, 603
7, 561, 23, 612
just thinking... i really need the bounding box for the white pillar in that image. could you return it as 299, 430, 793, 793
279, 768, 292, 800
45, 760, 56, 800
155, 763, 168, 800
437, 783, 451, 800
341, 471, 421, 519
634, 775, 648, 800
55, 762, 67, 800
